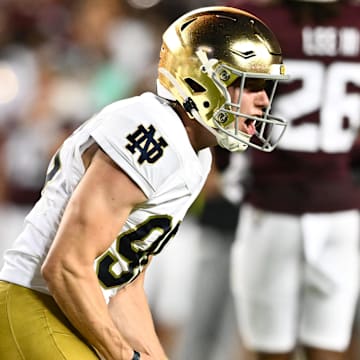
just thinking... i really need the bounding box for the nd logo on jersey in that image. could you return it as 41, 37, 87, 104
126, 124, 168, 164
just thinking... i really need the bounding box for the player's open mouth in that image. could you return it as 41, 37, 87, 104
243, 118, 256, 136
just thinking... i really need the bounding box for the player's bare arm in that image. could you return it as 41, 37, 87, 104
108, 263, 167, 359
41, 148, 148, 360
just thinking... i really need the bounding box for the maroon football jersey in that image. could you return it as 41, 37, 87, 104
228, 1, 360, 213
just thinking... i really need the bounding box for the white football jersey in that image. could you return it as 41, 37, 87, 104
0, 92, 212, 302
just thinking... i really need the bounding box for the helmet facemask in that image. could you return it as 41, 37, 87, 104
209, 62, 288, 152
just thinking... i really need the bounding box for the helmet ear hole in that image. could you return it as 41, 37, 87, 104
184, 78, 206, 93
203, 101, 210, 108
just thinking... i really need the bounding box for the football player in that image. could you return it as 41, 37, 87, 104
227, 1, 360, 360
0, 6, 288, 360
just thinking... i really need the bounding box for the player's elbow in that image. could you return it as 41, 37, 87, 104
41, 253, 92, 294
41, 256, 60, 285
41, 256, 72, 290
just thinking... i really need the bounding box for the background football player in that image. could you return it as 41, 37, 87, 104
227, 1, 360, 360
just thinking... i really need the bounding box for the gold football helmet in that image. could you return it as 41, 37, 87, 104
158, 6, 289, 152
